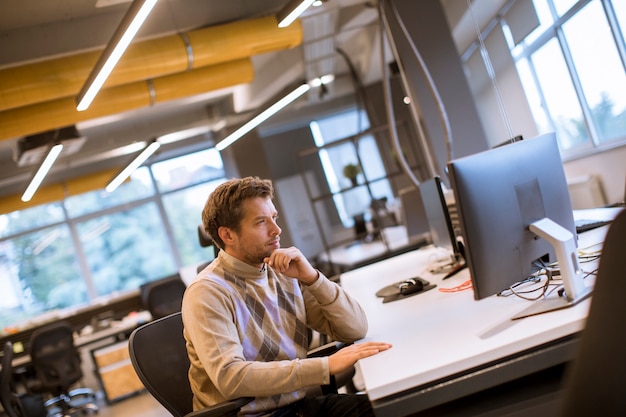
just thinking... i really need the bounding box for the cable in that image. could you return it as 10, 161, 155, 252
382, 0, 454, 166
377, 1, 422, 189
466, 0, 514, 140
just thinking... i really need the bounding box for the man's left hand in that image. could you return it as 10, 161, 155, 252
264, 247, 318, 285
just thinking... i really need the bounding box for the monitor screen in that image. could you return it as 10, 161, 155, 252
420, 177, 459, 258
447, 133, 578, 303
419, 176, 465, 277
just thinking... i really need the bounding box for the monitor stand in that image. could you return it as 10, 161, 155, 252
429, 253, 465, 279
511, 217, 593, 320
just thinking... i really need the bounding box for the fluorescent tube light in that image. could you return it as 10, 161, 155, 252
76, 0, 158, 111
277, 0, 316, 28
106, 141, 160, 192
22, 144, 64, 202
157, 126, 211, 145
215, 83, 310, 151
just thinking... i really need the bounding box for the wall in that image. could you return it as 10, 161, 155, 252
563, 144, 626, 206
383, 0, 489, 184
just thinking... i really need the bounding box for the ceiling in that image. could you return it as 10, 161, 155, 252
0, 0, 503, 201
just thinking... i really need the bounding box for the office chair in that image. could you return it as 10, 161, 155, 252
558, 209, 626, 416
129, 312, 354, 417
129, 312, 252, 417
28, 322, 98, 417
139, 274, 187, 320
1, 342, 47, 417
197, 224, 220, 273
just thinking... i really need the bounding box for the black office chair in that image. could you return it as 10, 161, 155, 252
1, 342, 47, 417
558, 209, 626, 416
197, 224, 220, 273
28, 322, 98, 417
129, 312, 354, 417
140, 275, 187, 320
129, 312, 252, 417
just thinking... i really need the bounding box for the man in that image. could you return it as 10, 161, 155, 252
182, 176, 391, 417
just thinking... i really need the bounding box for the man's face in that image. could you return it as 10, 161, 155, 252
222, 196, 281, 266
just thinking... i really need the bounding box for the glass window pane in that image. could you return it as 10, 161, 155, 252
315, 109, 370, 144
0, 202, 65, 239
152, 148, 225, 193
0, 225, 85, 332
65, 167, 154, 218
532, 38, 590, 149
552, 0, 577, 17
516, 57, 553, 133
77, 202, 176, 296
162, 179, 226, 267
562, 0, 626, 143
333, 185, 371, 230
614, 0, 626, 30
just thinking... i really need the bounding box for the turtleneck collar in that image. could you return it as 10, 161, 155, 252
219, 250, 267, 280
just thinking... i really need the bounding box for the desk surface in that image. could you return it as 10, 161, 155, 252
340, 226, 608, 414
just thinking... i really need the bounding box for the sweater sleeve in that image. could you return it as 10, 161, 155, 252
182, 279, 330, 406
302, 272, 368, 342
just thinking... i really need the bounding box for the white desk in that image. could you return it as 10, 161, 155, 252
340, 226, 608, 416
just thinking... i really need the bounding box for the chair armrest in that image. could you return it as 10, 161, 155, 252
306, 340, 356, 395
185, 397, 254, 417
307, 341, 350, 358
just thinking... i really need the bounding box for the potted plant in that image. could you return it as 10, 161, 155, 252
342, 163, 361, 187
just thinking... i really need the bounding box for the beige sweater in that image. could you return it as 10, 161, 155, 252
181, 250, 368, 416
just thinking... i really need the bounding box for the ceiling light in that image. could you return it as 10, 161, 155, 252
106, 141, 160, 192
74, 141, 148, 166
21, 144, 64, 202
215, 83, 310, 151
277, 0, 316, 28
157, 126, 211, 145
308, 73, 335, 87
76, 0, 159, 111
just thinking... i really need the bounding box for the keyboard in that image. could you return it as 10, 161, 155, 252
575, 218, 612, 234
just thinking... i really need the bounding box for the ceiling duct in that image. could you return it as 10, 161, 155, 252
0, 58, 254, 142
15, 126, 86, 167
0, 16, 302, 113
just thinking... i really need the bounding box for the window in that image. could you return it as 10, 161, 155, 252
508, 0, 626, 152
64, 167, 155, 218
0, 147, 226, 333
77, 202, 177, 296
462, 0, 625, 154
0, 203, 65, 239
161, 179, 225, 267
0, 224, 86, 331
151, 148, 224, 193
309, 109, 394, 228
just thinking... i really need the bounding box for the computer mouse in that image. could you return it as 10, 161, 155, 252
398, 278, 424, 295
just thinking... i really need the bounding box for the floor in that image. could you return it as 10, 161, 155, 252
96, 391, 170, 417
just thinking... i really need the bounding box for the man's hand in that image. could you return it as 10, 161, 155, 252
264, 246, 318, 285
328, 342, 393, 375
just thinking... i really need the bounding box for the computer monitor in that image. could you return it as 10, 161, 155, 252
419, 176, 464, 276
447, 132, 590, 319
398, 186, 430, 242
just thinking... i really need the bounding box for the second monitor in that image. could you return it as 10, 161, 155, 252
447, 132, 588, 318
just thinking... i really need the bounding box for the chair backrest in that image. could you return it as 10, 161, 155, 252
559, 209, 626, 415
2, 342, 46, 417
140, 275, 187, 320
129, 312, 193, 417
28, 321, 82, 395
1, 342, 20, 417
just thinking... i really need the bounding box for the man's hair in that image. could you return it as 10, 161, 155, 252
202, 176, 274, 249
